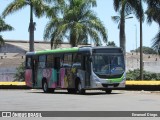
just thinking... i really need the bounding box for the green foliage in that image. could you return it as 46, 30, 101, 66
152, 30, 160, 55
44, 0, 107, 48
14, 63, 25, 82
0, 17, 14, 46
126, 69, 160, 80
107, 41, 117, 47
131, 46, 157, 54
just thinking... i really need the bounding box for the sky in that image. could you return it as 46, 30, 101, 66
0, 0, 159, 52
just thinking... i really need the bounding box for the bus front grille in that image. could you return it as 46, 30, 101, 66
102, 83, 119, 87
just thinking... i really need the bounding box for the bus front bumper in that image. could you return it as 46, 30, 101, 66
95, 81, 125, 89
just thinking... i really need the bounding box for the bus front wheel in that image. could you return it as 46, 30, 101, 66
105, 89, 112, 94
77, 82, 85, 94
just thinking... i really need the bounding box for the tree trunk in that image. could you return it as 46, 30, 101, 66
119, 6, 126, 55
29, 4, 34, 52
70, 29, 77, 47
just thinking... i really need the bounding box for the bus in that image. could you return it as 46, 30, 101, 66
25, 46, 125, 94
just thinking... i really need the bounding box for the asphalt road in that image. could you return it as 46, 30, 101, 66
0, 89, 160, 119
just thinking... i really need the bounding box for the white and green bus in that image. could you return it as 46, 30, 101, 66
25, 46, 125, 94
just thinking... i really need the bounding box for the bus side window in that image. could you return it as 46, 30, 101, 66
26, 57, 32, 69
73, 53, 82, 68
54, 57, 60, 69
63, 54, 72, 68
46, 55, 54, 68
38, 55, 46, 69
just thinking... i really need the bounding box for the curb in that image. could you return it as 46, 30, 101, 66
0, 81, 160, 90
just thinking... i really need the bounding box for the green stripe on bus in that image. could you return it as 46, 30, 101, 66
108, 75, 124, 83
35, 47, 79, 55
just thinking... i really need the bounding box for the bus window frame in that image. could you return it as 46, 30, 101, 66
26, 56, 32, 69
38, 55, 46, 69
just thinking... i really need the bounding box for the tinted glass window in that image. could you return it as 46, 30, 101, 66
26, 57, 32, 69
73, 54, 82, 68
38, 55, 46, 68
63, 54, 72, 67
46, 55, 54, 68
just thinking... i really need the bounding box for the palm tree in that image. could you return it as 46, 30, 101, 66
112, 12, 133, 53
113, 0, 144, 79
0, 17, 14, 46
44, 0, 107, 48
145, 0, 160, 54
113, 0, 144, 54
2, 0, 62, 51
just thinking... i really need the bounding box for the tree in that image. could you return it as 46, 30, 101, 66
107, 41, 117, 47
0, 17, 14, 46
131, 46, 157, 54
152, 30, 160, 54
44, 0, 107, 48
113, 0, 144, 79
144, 0, 160, 54
112, 12, 133, 52
2, 0, 61, 51
113, 0, 144, 54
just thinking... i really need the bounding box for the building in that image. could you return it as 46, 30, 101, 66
0, 40, 71, 81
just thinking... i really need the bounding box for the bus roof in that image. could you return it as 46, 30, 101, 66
35, 47, 79, 55
26, 46, 123, 56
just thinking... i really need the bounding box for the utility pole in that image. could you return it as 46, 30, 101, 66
140, 0, 143, 80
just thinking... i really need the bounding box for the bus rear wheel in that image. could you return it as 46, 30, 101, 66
43, 81, 49, 93
67, 89, 77, 94
42, 80, 54, 93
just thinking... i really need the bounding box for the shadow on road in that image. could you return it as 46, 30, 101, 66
27, 90, 122, 96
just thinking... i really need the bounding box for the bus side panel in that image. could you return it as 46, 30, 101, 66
59, 68, 66, 88
59, 68, 75, 88
49, 68, 57, 88
25, 69, 32, 87
38, 68, 57, 88
77, 69, 85, 88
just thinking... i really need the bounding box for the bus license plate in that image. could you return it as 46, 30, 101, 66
108, 85, 113, 88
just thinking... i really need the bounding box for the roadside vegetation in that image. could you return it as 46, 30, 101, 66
14, 63, 25, 82
126, 69, 160, 80
131, 46, 157, 54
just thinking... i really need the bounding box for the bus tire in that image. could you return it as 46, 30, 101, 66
77, 82, 85, 94
105, 89, 112, 94
42, 80, 49, 93
67, 89, 76, 94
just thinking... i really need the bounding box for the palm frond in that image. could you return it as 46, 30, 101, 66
2, 0, 27, 18
0, 35, 5, 46
152, 30, 160, 54
0, 17, 14, 32
113, 0, 121, 12
111, 16, 120, 23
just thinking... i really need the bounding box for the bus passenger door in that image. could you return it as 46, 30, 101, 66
55, 57, 61, 86
25, 56, 33, 87
82, 55, 91, 87
32, 56, 38, 87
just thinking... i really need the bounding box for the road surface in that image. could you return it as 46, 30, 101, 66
0, 89, 160, 119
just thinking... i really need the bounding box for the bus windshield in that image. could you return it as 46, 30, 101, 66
92, 54, 125, 77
